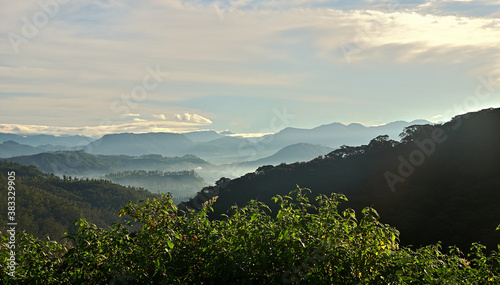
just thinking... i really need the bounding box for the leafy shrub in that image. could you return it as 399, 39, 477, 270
1, 187, 499, 284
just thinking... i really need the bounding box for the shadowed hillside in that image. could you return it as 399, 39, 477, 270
0, 161, 159, 241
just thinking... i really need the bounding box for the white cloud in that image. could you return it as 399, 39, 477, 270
316, 9, 500, 65
0, 119, 213, 138
175, 113, 213, 124
227, 132, 273, 138
153, 114, 167, 120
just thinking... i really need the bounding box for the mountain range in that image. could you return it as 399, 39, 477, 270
0, 120, 429, 162
180, 108, 500, 252
83, 120, 430, 164
0, 133, 92, 147
259, 120, 430, 151
0, 120, 429, 168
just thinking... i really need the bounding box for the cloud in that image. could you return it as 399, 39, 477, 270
153, 114, 167, 120
1, 0, 500, 135
168, 71, 300, 86
175, 113, 213, 124
0, 119, 214, 138
315, 9, 500, 66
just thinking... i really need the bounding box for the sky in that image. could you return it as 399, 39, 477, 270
1, 0, 500, 138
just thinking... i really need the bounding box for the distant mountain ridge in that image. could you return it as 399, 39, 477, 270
0, 120, 431, 164
81, 120, 430, 163
262, 119, 431, 151
0, 140, 42, 158
85, 132, 193, 156
182, 130, 222, 142
0, 133, 93, 147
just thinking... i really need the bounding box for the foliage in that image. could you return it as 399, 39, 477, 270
398, 124, 436, 143
2, 187, 499, 284
0, 161, 159, 242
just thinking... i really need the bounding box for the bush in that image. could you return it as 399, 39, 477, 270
1, 188, 499, 284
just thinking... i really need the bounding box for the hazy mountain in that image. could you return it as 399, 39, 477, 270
0, 140, 43, 158
0, 133, 93, 147
188, 108, 500, 251
183, 130, 222, 142
86, 132, 194, 156
0, 140, 79, 159
0, 133, 23, 143
36, 144, 76, 152
262, 119, 431, 150
104, 170, 207, 203
187, 136, 254, 163
240, 143, 334, 169
70, 120, 431, 165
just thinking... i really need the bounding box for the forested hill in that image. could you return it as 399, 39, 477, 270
205, 107, 500, 251
104, 170, 207, 203
7, 151, 209, 176
0, 161, 159, 242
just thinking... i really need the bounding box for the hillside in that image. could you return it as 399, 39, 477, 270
238, 143, 333, 169
7, 151, 211, 177
0, 161, 159, 241
0, 140, 43, 158
200, 108, 500, 251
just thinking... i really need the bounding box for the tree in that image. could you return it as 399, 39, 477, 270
367, 134, 399, 151
399, 125, 435, 143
